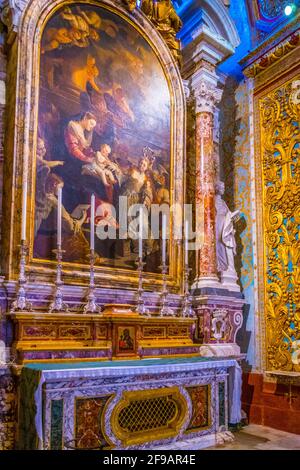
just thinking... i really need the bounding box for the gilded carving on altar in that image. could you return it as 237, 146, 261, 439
259, 76, 300, 371
33, 3, 171, 274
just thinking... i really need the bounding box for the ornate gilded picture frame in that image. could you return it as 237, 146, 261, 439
3, 0, 186, 291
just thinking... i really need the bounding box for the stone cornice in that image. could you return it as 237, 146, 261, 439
181, 24, 235, 80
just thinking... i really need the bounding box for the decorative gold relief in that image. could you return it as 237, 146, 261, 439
110, 387, 187, 446
9, 312, 197, 363
58, 326, 91, 340
21, 324, 56, 339
244, 33, 299, 78
260, 76, 300, 371
167, 326, 189, 337
140, 0, 182, 66
95, 326, 108, 339
143, 326, 166, 338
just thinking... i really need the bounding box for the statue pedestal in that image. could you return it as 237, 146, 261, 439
192, 287, 246, 355
199, 343, 241, 357
221, 268, 241, 292
220, 249, 241, 292
192, 277, 221, 290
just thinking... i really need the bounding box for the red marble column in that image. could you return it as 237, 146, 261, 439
193, 81, 222, 289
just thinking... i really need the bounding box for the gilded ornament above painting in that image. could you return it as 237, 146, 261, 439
123, 0, 182, 65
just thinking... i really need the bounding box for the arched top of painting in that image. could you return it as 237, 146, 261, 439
40, 2, 171, 116
38, 1, 172, 92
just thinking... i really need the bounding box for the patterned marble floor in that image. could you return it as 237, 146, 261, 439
209, 424, 300, 450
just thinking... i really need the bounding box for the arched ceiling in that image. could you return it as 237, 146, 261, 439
175, 0, 240, 49
175, 0, 300, 80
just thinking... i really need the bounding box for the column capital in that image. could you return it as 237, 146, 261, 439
190, 69, 223, 114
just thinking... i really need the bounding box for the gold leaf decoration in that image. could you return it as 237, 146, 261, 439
260, 77, 300, 371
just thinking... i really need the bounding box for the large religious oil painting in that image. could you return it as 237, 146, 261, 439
33, 3, 171, 274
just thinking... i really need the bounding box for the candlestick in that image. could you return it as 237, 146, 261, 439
10, 240, 32, 312
159, 260, 174, 317
21, 183, 27, 241
185, 219, 189, 265
82, 249, 102, 314
162, 214, 166, 265
48, 246, 69, 313
139, 211, 143, 259
90, 194, 95, 250
134, 256, 150, 316
181, 263, 196, 318
57, 186, 62, 246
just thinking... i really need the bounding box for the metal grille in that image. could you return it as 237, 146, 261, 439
118, 396, 177, 433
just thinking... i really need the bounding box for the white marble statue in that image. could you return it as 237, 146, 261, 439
215, 181, 241, 292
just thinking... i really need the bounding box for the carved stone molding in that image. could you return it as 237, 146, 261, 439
182, 79, 190, 100
187, 66, 223, 115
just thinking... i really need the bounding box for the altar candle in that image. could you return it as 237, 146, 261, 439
138, 210, 143, 259
185, 219, 189, 266
21, 180, 27, 241
90, 194, 95, 251
162, 214, 166, 265
57, 186, 62, 247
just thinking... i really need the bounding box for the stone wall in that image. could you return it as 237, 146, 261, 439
219, 78, 256, 368
0, 37, 6, 263
0, 28, 15, 451
0, 367, 16, 450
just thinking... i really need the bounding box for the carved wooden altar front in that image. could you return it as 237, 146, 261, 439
9, 305, 198, 363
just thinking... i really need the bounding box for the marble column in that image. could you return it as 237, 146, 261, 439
192, 74, 223, 289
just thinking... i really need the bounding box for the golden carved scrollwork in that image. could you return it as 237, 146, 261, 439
140, 0, 182, 66
122, 0, 182, 65
260, 77, 300, 371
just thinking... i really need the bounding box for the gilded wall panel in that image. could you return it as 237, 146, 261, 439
258, 76, 300, 371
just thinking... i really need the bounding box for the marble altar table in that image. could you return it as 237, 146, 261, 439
17, 356, 242, 450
